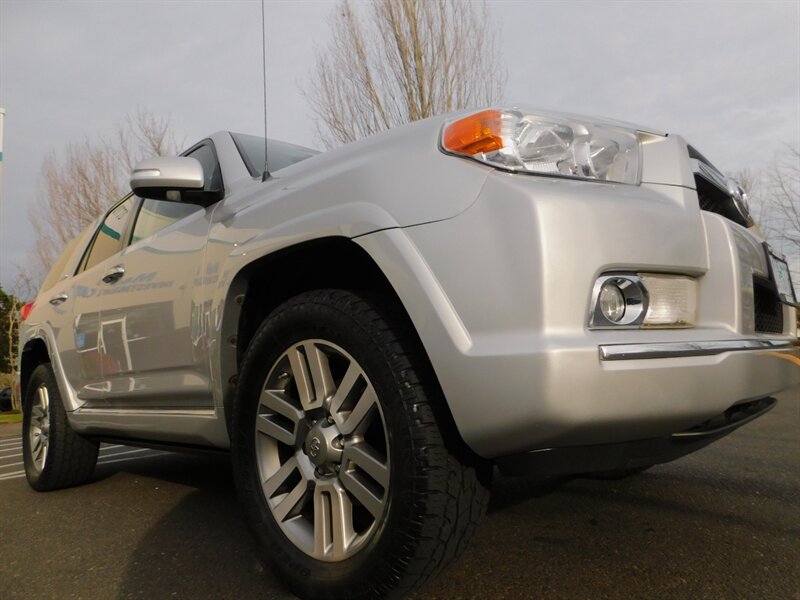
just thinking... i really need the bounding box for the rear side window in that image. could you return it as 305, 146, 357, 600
81, 196, 136, 271
131, 198, 201, 243
40, 222, 96, 292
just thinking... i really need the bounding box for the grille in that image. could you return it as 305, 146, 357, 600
753, 277, 783, 333
688, 145, 752, 228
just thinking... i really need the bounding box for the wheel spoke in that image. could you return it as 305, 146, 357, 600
257, 390, 303, 446
329, 362, 360, 417
262, 456, 311, 523
31, 434, 42, 458
343, 443, 389, 489
262, 455, 300, 496
31, 405, 44, 421
288, 345, 317, 410
275, 481, 310, 523
339, 467, 385, 519
339, 387, 377, 436
314, 479, 355, 558
303, 342, 335, 408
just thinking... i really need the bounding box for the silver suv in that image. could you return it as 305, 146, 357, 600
16, 108, 800, 599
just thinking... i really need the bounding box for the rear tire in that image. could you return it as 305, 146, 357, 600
22, 363, 99, 491
232, 289, 490, 599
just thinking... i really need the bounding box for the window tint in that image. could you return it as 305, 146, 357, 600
186, 144, 222, 192
82, 196, 136, 271
230, 132, 318, 178
131, 198, 201, 243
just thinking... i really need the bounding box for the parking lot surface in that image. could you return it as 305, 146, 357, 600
1, 386, 798, 599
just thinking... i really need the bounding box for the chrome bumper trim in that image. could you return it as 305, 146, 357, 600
599, 339, 796, 361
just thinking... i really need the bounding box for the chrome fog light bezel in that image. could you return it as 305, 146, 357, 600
589, 275, 648, 329
589, 273, 699, 330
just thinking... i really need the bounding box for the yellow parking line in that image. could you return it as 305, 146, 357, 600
763, 351, 800, 367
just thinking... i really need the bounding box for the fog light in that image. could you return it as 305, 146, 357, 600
589, 273, 698, 329
589, 275, 647, 328
598, 282, 626, 322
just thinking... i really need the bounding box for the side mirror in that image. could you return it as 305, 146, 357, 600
131, 156, 224, 206
131, 156, 204, 193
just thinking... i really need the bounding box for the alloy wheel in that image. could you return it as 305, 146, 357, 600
254, 339, 390, 562
29, 384, 51, 471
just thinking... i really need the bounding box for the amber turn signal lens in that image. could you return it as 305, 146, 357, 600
442, 109, 504, 155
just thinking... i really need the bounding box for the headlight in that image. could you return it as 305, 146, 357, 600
441, 108, 641, 184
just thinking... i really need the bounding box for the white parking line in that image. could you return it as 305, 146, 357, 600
0, 470, 25, 481
0, 444, 145, 461
97, 448, 152, 461
96, 451, 166, 466
0, 448, 166, 482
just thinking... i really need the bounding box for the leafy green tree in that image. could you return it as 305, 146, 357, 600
0, 286, 22, 374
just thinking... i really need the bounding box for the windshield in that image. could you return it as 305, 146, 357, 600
230, 132, 319, 178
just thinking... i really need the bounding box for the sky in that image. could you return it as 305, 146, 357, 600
0, 0, 798, 291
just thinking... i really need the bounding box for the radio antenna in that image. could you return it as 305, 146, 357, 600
260, 0, 270, 181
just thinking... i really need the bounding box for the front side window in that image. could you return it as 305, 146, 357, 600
131, 198, 201, 243
82, 196, 136, 271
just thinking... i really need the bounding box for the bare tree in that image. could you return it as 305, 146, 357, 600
28, 109, 182, 282
736, 146, 800, 295
765, 147, 800, 253
305, 0, 506, 148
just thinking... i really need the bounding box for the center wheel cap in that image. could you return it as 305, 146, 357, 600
304, 422, 343, 467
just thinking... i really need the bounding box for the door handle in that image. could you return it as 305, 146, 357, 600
49, 293, 69, 305
102, 265, 125, 284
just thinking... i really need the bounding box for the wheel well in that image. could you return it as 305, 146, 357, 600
222, 237, 469, 454
20, 338, 50, 404
234, 238, 401, 357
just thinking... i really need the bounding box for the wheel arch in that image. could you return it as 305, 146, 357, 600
20, 337, 51, 406
220, 236, 469, 454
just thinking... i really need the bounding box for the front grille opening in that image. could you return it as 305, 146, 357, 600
753, 276, 783, 333
694, 176, 750, 227
688, 145, 751, 228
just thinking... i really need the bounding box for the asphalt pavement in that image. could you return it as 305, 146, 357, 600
1, 386, 797, 600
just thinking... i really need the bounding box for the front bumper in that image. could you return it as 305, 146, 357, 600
496, 396, 777, 476
437, 332, 798, 458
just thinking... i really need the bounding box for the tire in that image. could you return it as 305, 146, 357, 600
232, 289, 490, 599
22, 363, 99, 491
